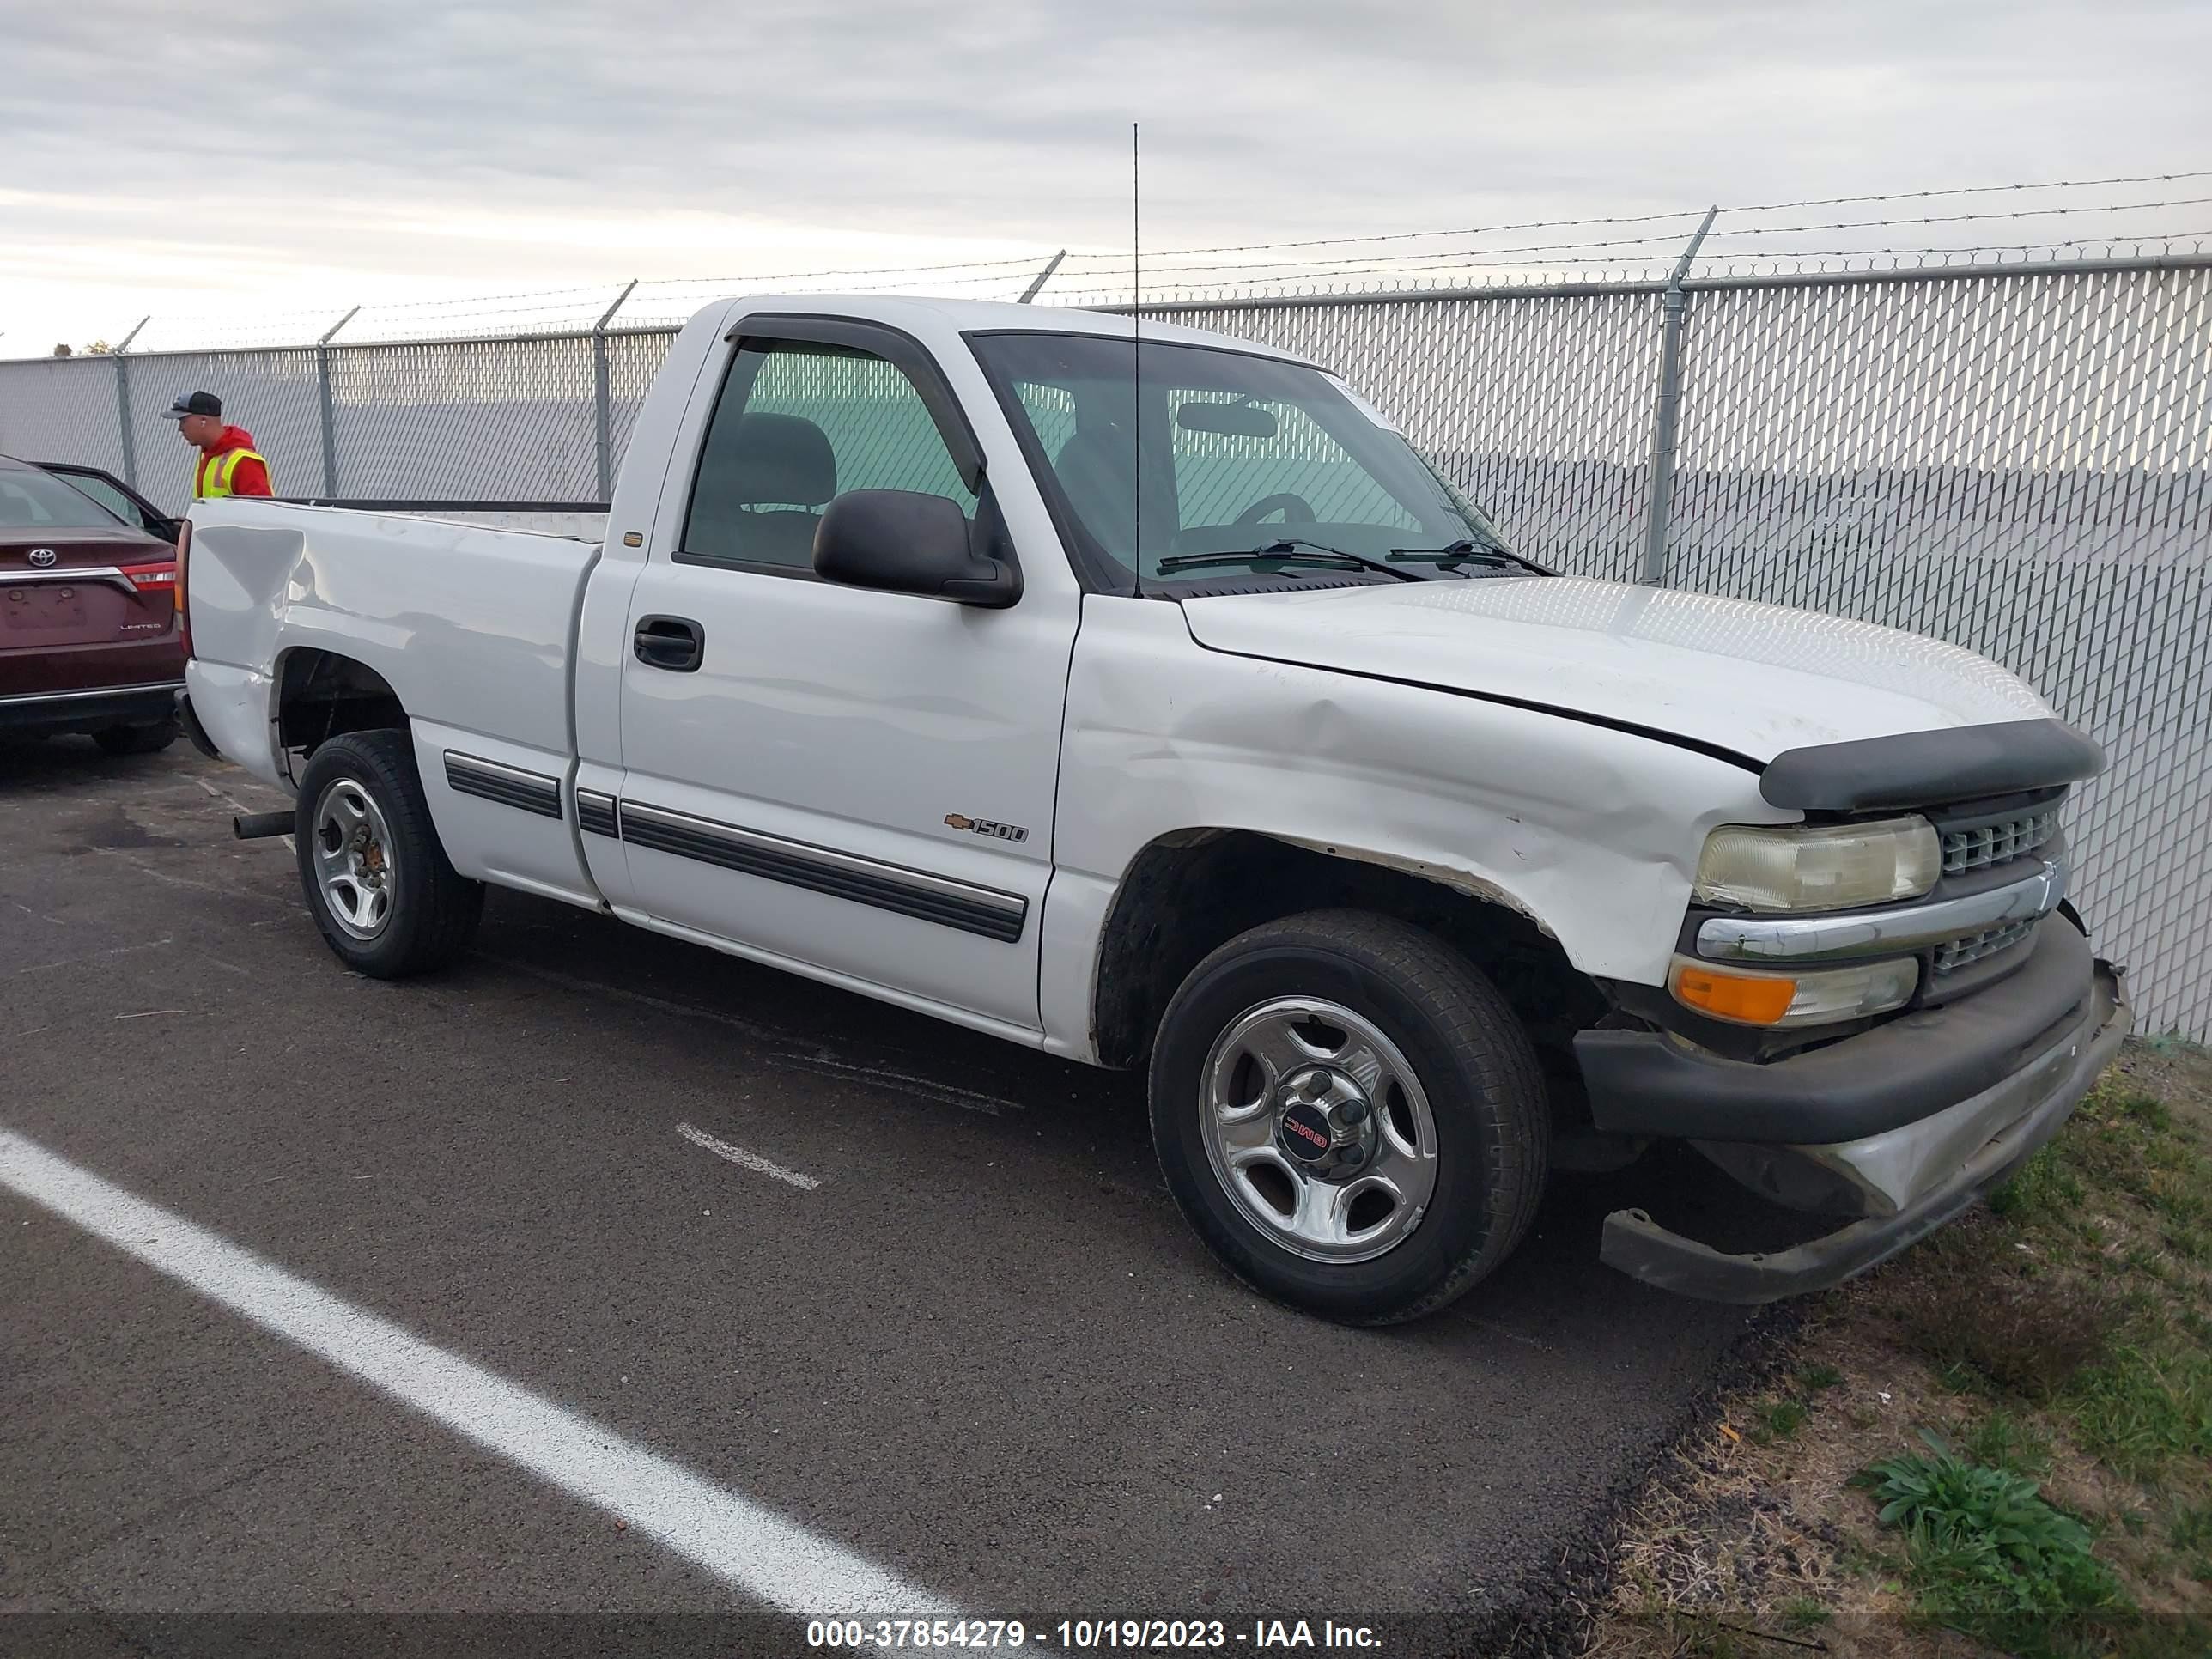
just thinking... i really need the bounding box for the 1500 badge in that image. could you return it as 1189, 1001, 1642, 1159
945, 814, 1029, 844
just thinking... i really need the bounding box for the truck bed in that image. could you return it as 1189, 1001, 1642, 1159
184, 501, 606, 905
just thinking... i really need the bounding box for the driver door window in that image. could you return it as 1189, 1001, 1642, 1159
682, 341, 977, 574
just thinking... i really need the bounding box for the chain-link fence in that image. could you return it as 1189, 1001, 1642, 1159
3, 258, 2206, 1037
1167, 261, 2211, 1042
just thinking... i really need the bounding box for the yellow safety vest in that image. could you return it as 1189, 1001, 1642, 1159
196, 447, 270, 499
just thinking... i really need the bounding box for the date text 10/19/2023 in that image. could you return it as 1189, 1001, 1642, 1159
805, 1620, 1383, 1650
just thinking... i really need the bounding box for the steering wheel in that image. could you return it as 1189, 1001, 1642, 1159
1232, 492, 1318, 527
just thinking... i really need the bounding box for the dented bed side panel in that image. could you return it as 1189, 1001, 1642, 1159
1040, 595, 1796, 1056
185, 502, 598, 769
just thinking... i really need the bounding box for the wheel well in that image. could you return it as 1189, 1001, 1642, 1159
1091, 830, 1604, 1110
276, 649, 407, 778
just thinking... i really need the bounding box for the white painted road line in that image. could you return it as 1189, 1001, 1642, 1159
0, 1128, 956, 1619
677, 1122, 823, 1190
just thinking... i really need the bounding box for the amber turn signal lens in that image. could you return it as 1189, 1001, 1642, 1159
1670, 962, 1799, 1025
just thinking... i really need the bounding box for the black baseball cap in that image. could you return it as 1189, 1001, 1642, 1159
162, 391, 222, 420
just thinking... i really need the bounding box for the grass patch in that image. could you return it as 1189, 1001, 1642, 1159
1990, 1141, 2087, 1218
1585, 1047, 2212, 1659
1961, 1407, 2055, 1476
1855, 1431, 2130, 1655
2173, 1501, 2212, 1553
1755, 1397, 1809, 1442
1891, 1264, 2119, 1401
2066, 1341, 2212, 1486
1778, 1595, 1830, 1631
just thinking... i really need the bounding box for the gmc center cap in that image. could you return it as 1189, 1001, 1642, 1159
1279, 1102, 1336, 1163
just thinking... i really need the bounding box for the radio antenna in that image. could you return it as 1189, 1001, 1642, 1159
1130, 120, 1143, 599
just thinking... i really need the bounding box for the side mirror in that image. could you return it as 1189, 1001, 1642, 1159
813, 489, 1020, 608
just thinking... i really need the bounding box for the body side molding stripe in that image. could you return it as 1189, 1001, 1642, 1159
443, 752, 564, 820
616, 800, 1027, 944
575, 788, 619, 838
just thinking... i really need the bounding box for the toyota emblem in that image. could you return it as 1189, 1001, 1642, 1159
27, 548, 58, 568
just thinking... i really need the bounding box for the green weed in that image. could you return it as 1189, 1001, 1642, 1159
1856, 1431, 2129, 1655
1961, 1408, 2054, 1476
1755, 1397, 1809, 1441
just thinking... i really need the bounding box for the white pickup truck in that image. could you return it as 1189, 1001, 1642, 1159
178, 295, 2129, 1322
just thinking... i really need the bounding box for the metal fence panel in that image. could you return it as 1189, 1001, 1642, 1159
604, 328, 679, 485
1154, 289, 1666, 581
330, 335, 601, 503
113, 348, 326, 514
0, 356, 127, 477
3, 261, 2207, 1036
1651, 266, 2212, 1043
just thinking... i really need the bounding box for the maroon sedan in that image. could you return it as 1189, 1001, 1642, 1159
0, 455, 184, 754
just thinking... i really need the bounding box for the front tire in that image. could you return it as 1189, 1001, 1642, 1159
294, 730, 484, 978
1148, 910, 1549, 1325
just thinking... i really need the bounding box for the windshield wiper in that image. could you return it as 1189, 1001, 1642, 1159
1156, 538, 1425, 583
1386, 538, 1551, 576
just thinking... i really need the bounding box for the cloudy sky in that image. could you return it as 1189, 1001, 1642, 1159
3, 0, 2208, 353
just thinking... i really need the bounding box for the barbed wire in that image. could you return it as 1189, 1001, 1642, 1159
1692, 235, 2212, 261
1704, 196, 2212, 239
1053, 167, 2212, 264
1055, 208, 1706, 263
636, 252, 1060, 285
1062, 228, 2212, 292
23, 167, 2212, 354
1725, 168, 2212, 214
362, 284, 621, 313
1087, 196, 2212, 284
1045, 233, 2212, 301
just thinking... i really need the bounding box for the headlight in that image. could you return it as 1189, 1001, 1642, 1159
1670, 955, 1920, 1028
1695, 817, 1939, 913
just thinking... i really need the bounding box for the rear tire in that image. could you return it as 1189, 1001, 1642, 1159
1148, 909, 1550, 1325
294, 730, 484, 978
94, 720, 178, 756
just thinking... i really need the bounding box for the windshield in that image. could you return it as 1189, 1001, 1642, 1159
969, 331, 1512, 587
0, 465, 126, 531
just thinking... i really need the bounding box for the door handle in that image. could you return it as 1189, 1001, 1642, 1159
634, 615, 704, 672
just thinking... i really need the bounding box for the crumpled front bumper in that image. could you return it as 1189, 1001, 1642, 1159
1596, 955, 2130, 1304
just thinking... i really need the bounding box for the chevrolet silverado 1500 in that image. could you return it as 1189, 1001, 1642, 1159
177, 295, 2129, 1323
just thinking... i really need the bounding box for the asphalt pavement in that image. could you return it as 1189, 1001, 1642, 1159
0, 739, 1771, 1658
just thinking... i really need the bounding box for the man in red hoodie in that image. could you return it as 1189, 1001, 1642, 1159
163, 391, 273, 501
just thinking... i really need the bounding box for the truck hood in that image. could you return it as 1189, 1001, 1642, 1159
1179, 576, 2052, 763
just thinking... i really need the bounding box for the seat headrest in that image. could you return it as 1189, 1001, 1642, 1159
1052, 426, 1138, 544
728, 413, 836, 508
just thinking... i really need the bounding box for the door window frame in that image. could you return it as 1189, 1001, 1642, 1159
674, 313, 994, 583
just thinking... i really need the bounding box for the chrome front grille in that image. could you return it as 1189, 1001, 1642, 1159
1933, 918, 2038, 974
1942, 808, 2060, 877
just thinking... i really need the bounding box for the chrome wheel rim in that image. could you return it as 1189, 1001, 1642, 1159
1199, 997, 1438, 1264
312, 778, 398, 940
